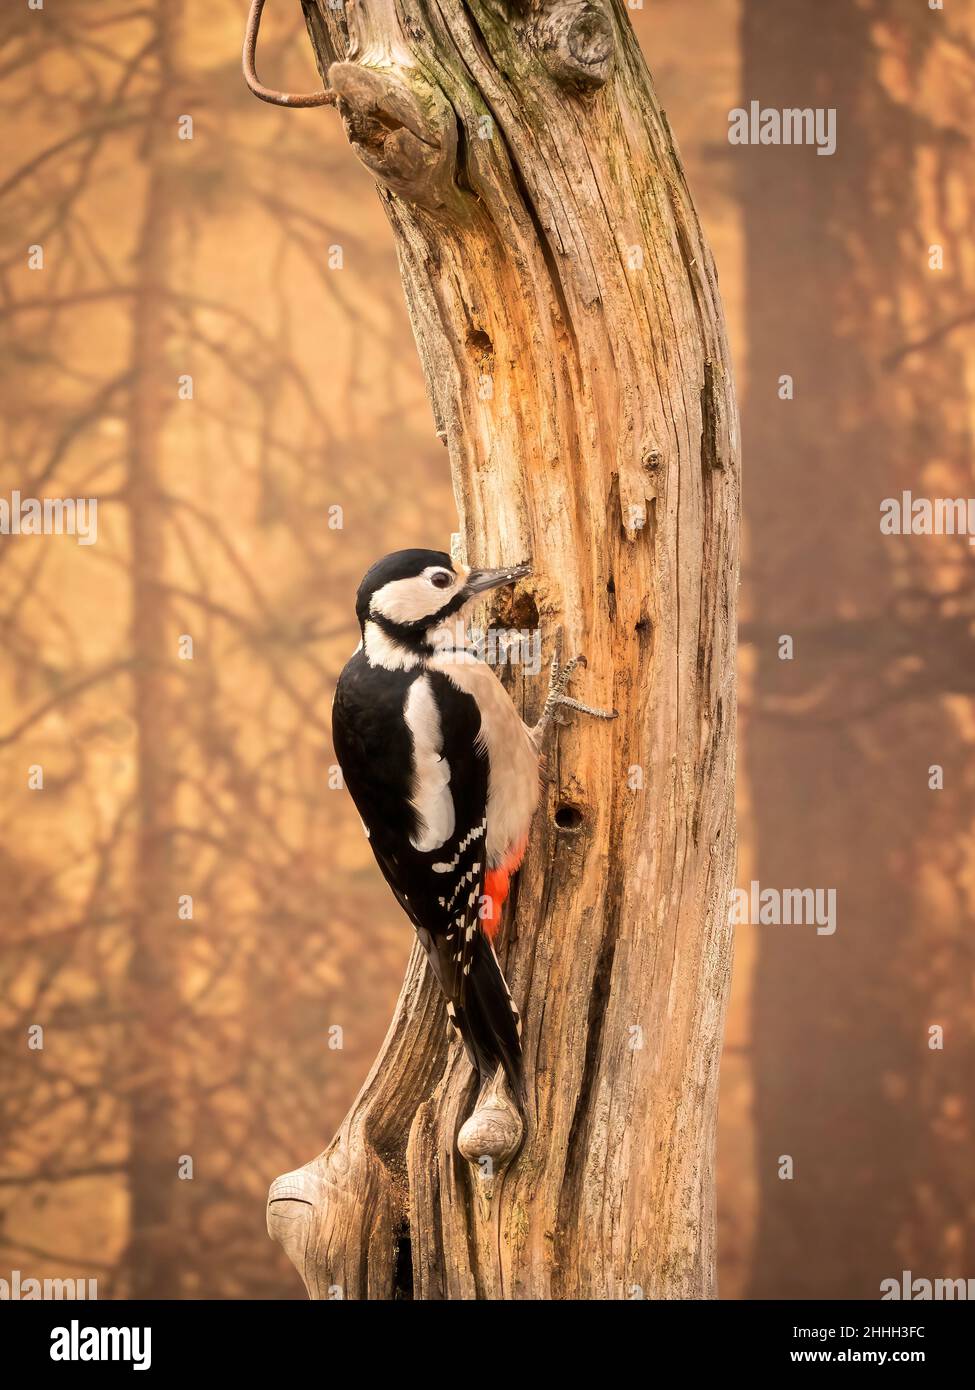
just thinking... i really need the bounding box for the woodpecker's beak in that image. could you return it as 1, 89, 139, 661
464, 561, 532, 594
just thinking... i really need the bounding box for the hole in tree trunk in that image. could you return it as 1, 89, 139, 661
555, 803, 584, 831
393, 1221, 413, 1300
465, 327, 494, 358
493, 584, 538, 631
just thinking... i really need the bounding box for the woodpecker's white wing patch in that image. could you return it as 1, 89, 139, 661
429, 649, 540, 865
404, 675, 455, 852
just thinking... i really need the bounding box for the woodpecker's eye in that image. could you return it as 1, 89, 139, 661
431, 571, 453, 589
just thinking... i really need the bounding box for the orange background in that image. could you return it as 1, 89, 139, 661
1, 0, 972, 1298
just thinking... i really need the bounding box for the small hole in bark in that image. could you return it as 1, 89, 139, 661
494, 584, 537, 630
555, 803, 584, 831
466, 328, 493, 357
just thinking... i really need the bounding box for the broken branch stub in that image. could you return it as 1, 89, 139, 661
326, 61, 457, 208
534, 2, 616, 91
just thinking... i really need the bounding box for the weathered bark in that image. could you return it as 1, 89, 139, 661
266, 0, 739, 1298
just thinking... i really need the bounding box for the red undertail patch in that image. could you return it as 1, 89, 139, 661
481, 836, 528, 943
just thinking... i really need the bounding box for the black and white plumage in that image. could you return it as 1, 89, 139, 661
332, 549, 538, 1094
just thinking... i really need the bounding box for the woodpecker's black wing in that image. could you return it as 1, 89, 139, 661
332, 653, 521, 1090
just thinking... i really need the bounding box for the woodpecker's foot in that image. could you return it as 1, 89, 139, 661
531, 629, 617, 745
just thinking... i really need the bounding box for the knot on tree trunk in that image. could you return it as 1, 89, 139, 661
534, 3, 616, 92
266, 1164, 323, 1279
266, 1143, 400, 1299
457, 1070, 524, 1198
327, 62, 456, 207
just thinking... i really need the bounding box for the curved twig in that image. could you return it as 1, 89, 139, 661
242, 0, 337, 109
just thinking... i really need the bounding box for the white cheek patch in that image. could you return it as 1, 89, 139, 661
370, 569, 459, 625
404, 675, 455, 851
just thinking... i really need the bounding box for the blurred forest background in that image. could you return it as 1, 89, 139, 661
1, 0, 972, 1299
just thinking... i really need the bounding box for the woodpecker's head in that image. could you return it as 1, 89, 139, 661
356, 548, 531, 667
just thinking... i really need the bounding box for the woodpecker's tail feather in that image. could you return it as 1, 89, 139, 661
452, 931, 523, 1099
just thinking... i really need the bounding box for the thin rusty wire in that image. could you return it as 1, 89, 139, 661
242, 0, 338, 108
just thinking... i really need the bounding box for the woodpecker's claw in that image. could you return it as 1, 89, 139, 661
531, 629, 617, 744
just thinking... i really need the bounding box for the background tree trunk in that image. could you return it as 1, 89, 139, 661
126, 0, 185, 1299
267, 0, 740, 1298
741, 0, 975, 1298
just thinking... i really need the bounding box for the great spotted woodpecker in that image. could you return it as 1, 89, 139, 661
332, 548, 615, 1096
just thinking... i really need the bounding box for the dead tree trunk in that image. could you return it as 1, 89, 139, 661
261, 0, 739, 1299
